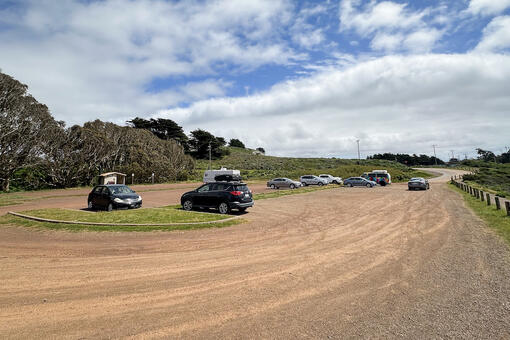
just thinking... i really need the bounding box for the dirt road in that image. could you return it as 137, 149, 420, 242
1, 169, 509, 339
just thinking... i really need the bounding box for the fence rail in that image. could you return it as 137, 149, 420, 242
451, 177, 510, 217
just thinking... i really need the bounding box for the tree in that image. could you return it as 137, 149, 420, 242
188, 129, 228, 159
229, 138, 245, 148
476, 148, 496, 162
0, 72, 62, 191
127, 117, 188, 150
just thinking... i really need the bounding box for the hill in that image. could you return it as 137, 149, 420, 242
195, 147, 431, 182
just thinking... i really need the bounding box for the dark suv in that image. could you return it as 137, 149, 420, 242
181, 182, 254, 214
88, 184, 142, 211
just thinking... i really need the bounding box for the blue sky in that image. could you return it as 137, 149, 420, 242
1, 0, 510, 159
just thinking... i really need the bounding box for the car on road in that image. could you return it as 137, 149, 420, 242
267, 178, 301, 189
181, 181, 254, 214
88, 184, 142, 211
408, 177, 430, 190
319, 174, 343, 185
343, 177, 377, 187
300, 175, 328, 186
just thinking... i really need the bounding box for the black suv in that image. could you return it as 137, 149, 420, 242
181, 181, 254, 214
88, 184, 142, 211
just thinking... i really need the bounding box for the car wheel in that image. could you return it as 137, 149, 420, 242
333, 180, 338, 184
183, 199, 193, 211
318, 182, 323, 186
290, 184, 295, 189
270, 184, 276, 189
366, 183, 371, 188
348, 183, 353, 187
218, 202, 230, 214
107, 203, 113, 212
87, 201, 94, 210
302, 182, 307, 186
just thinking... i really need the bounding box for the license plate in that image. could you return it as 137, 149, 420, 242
245, 193, 249, 197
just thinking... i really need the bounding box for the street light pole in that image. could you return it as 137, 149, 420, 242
356, 139, 360, 164
208, 142, 212, 170
432, 144, 438, 165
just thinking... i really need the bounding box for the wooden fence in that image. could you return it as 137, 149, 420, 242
450, 176, 510, 217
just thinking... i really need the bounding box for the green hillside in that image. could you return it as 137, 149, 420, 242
195, 147, 431, 182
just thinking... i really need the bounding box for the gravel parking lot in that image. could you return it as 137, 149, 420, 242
1, 169, 509, 339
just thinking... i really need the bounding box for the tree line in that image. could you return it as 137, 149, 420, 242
367, 153, 445, 166
1, 72, 194, 191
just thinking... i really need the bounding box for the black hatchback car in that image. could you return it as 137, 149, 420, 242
88, 184, 142, 211
181, 181, 254, 214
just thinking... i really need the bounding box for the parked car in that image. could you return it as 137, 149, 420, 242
408, 177, 430, 190
343, 177, 377, 187
88, 184, 142, 211
319, 174, 343, 185
267, 178, 301, 189
181, 181, 253, 214
300, 175, 328, 186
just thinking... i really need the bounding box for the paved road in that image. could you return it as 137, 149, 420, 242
1, 169, 509, 339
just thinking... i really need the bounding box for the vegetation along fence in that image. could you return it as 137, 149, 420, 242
451, 177, 510, 217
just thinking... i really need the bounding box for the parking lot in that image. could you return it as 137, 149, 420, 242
1, 169, 510, 338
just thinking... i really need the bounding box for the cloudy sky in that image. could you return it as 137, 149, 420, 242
1, 0, 509, 159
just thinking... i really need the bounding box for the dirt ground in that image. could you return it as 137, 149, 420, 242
1, 169, 510, 339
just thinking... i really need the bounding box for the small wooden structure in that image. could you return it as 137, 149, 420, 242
98, 172, 126, 185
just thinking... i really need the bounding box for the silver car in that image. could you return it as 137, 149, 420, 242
300, 175, 328, 186
408, 177, 430, 190
343, 177, 377, 187
267, 178, 301, 189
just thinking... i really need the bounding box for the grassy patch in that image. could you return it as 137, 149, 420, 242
0, 214, 241, 232
253, 185, 337, 200
449, 183, 510, 245
0, 206, 242, 232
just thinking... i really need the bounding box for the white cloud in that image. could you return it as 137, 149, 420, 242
159, 54, 510, 158
0, 0, 300, 124
467, 0, 510, 16
474, 16, 510, 52
339, 0, 443, 53
340, 0, 425, 36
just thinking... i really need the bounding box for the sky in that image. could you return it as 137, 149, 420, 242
1, 0, 509, 160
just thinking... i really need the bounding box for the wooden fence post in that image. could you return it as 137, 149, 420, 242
480, 191, 484, 201
475, 189, 479, 199
486, 193, 491, 206
495, 197, 501, 210
505, 201, 510, 216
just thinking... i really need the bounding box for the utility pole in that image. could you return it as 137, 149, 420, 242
450, 150, 455, 160
432, 145, 438, 165
208, 142, 212, 170
356, 139, 361, 164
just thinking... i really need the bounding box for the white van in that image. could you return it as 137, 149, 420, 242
203, 168, 241, 183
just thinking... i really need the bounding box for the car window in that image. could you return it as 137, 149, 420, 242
213, 183, 228, 191
93, 186, 102, 194
197, 184, 212, 192
109, 186, 134, 195
101, 187, 110, 195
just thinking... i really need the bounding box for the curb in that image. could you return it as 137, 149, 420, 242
8, 211, 241, 227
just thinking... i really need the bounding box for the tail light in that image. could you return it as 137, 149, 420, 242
230, 191, 243, 196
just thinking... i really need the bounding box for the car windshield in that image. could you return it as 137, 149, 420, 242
109, 186, 135, 194
410, 178, 423, 181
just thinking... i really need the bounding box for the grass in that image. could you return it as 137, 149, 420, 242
195, 147, 432, 182
449, 183, 510, 245
0, 205, 241, 232
460, 160, 510, 197
0, 214, 241, 232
